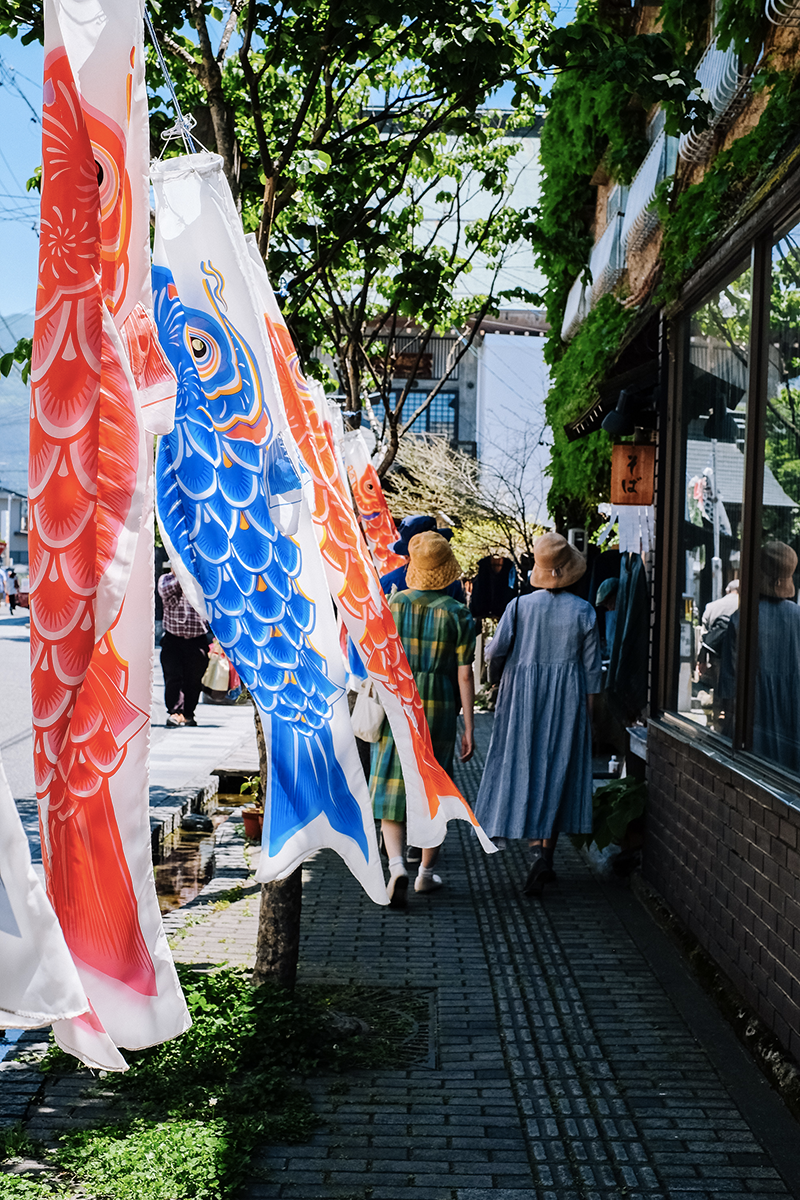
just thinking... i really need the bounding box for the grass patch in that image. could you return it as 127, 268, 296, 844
55, 1120, 229, 1200
1, 968, 428, 1200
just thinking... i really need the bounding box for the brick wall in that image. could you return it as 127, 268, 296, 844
645, 720, 800, 1063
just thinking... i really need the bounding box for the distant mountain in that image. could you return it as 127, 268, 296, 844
0, 312, 33, 495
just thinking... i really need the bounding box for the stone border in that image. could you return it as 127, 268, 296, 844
160, 811, 256, 942
148, 775, 221, 860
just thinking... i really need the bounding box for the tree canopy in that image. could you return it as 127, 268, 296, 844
0, 0, 551, 472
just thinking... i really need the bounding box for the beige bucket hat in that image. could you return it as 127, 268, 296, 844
531, 532, 587, 590
405, 531, 463, 591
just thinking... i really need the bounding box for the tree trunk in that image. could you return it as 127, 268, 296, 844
250, 705, 303, 991
252, 870, 303, 991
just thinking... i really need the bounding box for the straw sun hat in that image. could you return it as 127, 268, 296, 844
405, 531, 463, 591
760, 541, 798, 599
530, 532, 586, 590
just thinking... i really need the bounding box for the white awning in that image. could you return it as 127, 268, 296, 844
560, 273, 589, 343
620, 132, 677, 256
679, 38, 748, 163
560, 213, 626, 341
589, 212, 625, 304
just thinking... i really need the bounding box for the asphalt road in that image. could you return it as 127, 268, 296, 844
0, 609, 173, 804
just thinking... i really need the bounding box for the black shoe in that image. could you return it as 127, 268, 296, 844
184, 717, 198, 727
541, 848, 557, 884
524, 853, 548, 898
406, 845, 422, 865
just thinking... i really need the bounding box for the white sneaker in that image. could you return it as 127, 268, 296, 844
414, 871, 443, 893
387, 866, 409, 908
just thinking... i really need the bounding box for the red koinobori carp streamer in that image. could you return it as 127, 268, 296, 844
29, 0, 188, 1070
243, 238, 496, 854
341, 431, 406, 575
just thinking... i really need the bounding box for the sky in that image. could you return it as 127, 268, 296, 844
0, 2, 578, 322
0, 33, 42, 319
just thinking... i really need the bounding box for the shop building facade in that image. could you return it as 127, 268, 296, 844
547, 1, 800, 1074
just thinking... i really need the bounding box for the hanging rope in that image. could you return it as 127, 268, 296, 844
143, 4, 199, 155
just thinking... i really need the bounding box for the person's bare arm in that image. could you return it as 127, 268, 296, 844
458, 664, 475, 762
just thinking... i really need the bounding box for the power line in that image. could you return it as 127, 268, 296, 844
0, 53, 41, 129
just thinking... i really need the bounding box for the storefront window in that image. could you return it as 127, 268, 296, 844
676, 263, 750, 737
744, 221, 800, 773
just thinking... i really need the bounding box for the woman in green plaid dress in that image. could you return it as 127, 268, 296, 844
370, 532, 476, 905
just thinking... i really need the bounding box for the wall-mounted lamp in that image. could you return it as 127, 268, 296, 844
601, 389, 635, 437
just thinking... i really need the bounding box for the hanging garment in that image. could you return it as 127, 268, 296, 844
151, 152, 388, 904
30, 0, 187, 1071
587, 549, 622, 608
605, 552, 650, 721
245, 230, 494, 854
342, 431, 406, 574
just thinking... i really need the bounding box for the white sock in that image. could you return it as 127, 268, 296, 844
418, 865, 436, 879
388, 856, 405, 873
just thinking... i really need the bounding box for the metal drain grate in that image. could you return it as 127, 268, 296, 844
388, 987, 437, 1069
308, 985, 438, 1069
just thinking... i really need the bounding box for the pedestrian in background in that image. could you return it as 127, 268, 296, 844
157, 563, 210, 728
371, 532, 475, 907
6, 569, 18, 614
473, 532, 602, 898
380, 514, 465, 603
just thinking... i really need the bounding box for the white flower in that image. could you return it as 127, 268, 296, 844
654, 71, 686, 88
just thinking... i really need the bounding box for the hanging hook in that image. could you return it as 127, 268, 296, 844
160, 112, 198, 144
143, 4, 199, 156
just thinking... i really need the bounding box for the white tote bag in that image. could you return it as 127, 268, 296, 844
351, 680, 385, 743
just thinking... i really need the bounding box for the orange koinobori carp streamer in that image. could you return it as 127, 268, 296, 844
341, 431, 406, 575
29, 0, 189, 1070
244, 239, 496, 855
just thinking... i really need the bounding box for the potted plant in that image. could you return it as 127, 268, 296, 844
572, 776, 647, 873
239, 775, 263, 841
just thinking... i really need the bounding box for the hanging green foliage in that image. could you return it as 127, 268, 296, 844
658, 69, 800, 301
543, 295, 636, 524
536, 8, 711, 347
657, 0, 766, 62
657, 0, 710, 62
715, 0, 769, 63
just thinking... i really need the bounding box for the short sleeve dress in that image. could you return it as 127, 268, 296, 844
473, 590, 602, 839
370, 589, 476, 822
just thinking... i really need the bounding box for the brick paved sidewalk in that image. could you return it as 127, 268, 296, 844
4, 715, 800, 1199
235, 719, 798, 1200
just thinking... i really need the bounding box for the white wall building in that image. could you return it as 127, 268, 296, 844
376, 115, 553, 525
0, 485, 29, 566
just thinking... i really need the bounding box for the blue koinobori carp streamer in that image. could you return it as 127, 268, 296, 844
150, 152, 388, 904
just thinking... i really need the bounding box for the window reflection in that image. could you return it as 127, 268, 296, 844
743, 223, 800, 772
677, 266, 750, 735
